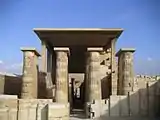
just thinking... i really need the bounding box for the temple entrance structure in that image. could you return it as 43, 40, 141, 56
34, 28, 123, 116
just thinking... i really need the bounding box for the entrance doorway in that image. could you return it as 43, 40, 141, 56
68, 46, 86, 114
70, 77, 85, 109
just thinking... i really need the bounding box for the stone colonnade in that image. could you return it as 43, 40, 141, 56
116, 48, 135, 95
21, 48, 40, 99
20, 45, 135, 103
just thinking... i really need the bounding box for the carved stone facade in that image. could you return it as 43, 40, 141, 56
0, 28, 160, 119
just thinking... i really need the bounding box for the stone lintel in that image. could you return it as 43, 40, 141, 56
116, 48, 135, 57
87, 47, 103, 52
21, 47, 41, 56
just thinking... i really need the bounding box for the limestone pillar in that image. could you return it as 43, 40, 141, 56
116, 48, 135, 95
41, 41, 47, 72
54, 47, 69, 103
21, 48, 40, 99
111, 39, 117, 95
85, 47, 103, 102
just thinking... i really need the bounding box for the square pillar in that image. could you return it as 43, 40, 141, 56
21, 47, 40, 99
111, 39, 118, 95
116, 48, 135, 95
54, 47, 70, 103
85, 47, 103, 102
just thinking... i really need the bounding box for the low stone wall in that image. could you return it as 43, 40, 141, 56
0, 98, 70, 120
0, 74, 22, 97
86, 80, 160, 119
0, 72, 53, 99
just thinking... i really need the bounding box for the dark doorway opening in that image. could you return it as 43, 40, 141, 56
68, 46, 86, 116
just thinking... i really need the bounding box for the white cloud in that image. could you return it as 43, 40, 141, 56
147, 57, 152, 61
0, 60, 4, 64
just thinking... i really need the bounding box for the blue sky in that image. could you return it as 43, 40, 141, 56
0, 0, 159, 75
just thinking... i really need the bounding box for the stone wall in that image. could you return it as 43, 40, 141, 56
86, 76, 160, 119
0, 98, 69, 120
0, 74, 22, 97
0, 72, 53, 99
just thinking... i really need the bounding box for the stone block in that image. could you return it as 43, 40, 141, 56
90, 100, 101, 118
129, 91, 140, 116
0, 108, 8, 120
7, 99, 18, 120
18, 100, 30, 120
28, 103, 37, 120
109, 95, 120, 116
119, 95, 129, 116
148, 95, 155, 116
37, 99, 51, 120
8, 108, 17, 120
48, 103, 69, 120
0, 95, 17, 99
139, 88, 148, 116
101, 99, 109, 116
37, 103, 48, 120
18, 99, 38, 120
0, 99, 17, 120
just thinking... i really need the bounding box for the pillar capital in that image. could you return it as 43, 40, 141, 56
21, 47, 41, 57
54, 47, 70, 56
116, 48, 135, 57
54, 47, 69, 51
87, 47, 103, 52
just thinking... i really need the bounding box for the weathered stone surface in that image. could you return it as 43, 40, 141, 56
111, 40, 118, 95
54, 48, 69, 103
119, 95, 129, 116
129, 91, 140, 116
109, 95, 120, 116
21, 48, 40, 99
0, 108, 8, 120
0, 99, 18, 120
86, 50, 102, 102
116, 48, 135, 95
48, 103, 69, 120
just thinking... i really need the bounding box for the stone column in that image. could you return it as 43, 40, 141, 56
41, 41, 47, 72
111, 39, 117, 95
85, 47, 103, 102
54, 47, 69, 103
21, 48, 40, 99
116, 48, 135, 95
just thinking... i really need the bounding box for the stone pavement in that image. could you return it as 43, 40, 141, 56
70, 116, 159, 120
